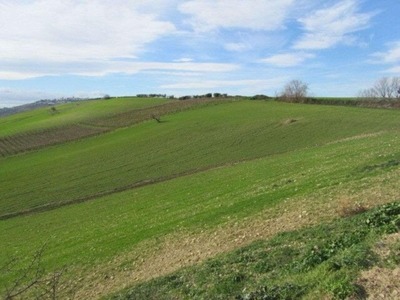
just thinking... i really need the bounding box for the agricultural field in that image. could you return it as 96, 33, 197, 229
1, 97, 399, 299
0, 97, 169, 137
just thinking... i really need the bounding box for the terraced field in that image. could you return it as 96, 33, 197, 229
0, 97, 230, 157
1, 97, 399, 299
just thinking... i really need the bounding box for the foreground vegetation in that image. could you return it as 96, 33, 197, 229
1, 97, 400, 298
109, 202, 400, 300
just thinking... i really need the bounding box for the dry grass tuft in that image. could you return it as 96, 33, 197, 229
281, 118, 298, 126
336, 197, 369, 217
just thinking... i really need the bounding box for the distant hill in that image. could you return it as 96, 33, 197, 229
0, 97, 98, 118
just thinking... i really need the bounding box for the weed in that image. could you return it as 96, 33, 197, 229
327, 274, 358, 299
236, 283, 306, 300
365, 201, 400, 233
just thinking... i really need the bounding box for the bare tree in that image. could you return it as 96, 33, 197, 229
360, 76, 400, 100
373, 77, 391, 99
391, 77, 400, 98
150, 113, 161, 123
2, 245, 74, 300
280, 79, 309, 102
357, 88, 378, 101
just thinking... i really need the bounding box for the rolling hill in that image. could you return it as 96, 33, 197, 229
1, 97, 399, 299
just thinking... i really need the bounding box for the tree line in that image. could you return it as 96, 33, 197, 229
276, 77, 400, 105
358, 77, 400, 100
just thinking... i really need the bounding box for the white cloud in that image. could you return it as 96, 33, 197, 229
371, 41, 400, 64
369, 41, 400, 73
260, 52, 315, 67
293, 0, 375, 50
0, 1, 244, 80
173, 58, 194, 62
142, 70, 202, 77
0, 71, 48, 81
0, 0, 175, 63
161, 78, 287, 89
179, 0, 294, 32
224, 43, 250, 52
0, 61, 239, 80
385, 66, 400, 73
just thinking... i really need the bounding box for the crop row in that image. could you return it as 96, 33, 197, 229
0, 125, 107, 157
0, 98, 233, 157
85, 97, 234, 128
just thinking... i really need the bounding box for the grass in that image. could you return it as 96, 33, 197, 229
0, 98, 235, 157
1, 129, 400, 297
0, 97, 169, 137
107, 202, 399, 300
2, 100, 400, 218
1, 99, 400, 298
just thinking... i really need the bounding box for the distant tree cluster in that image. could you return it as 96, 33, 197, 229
132, 93, 231, 101
213, 93, 228, 98
178, 93, 229, 100
358, 76, 400, 100
136, 94, 168, 98
250, 94, 270, 100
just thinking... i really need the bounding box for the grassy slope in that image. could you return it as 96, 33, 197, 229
1, 100, 400, 297
2, 100, 400, 217
0, 98, 228, 158
0, 97, 169, 137
108, 203, 400, 300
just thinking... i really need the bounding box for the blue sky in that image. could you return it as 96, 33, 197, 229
0, 0, 399, 107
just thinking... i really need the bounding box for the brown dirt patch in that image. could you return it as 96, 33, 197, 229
356, 233, 400, 299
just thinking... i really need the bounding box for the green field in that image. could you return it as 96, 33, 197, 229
0, 97, 169, 137
1, 98, 399, 299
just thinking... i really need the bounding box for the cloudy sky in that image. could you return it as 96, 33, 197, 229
0, 0, 398, 107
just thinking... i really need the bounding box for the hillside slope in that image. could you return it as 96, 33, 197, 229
1, 99, 400, 299
2, 100, 400, 218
